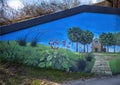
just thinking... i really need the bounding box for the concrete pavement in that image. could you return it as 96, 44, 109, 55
62, 76, 120, 85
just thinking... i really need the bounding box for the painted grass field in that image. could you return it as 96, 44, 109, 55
109, 53, 120, 75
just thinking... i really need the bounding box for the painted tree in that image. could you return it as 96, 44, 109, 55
116, 32, 120, 46
107, 32, 114, 52
99, 33, 108, 52
112, 33, 117, 53
99, 32, 115, 52
79, 30, 94, 52
68, 27, 83, 52
112, 32, 120, 52
79, 31, 87, 52
85, 30, 94, 52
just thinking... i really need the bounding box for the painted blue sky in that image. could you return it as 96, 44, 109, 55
0, 12, 120, 52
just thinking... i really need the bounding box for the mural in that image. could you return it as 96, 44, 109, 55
0, 12, 120, 74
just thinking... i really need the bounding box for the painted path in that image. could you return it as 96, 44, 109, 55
91, 53, 112, 76
91, 60, 112, 75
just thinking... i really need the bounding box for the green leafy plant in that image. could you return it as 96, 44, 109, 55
38, 50, 75, 72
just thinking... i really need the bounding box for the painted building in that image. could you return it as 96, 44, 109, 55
92, 38, 102, 52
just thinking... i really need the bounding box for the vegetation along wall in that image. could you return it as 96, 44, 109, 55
0, 6, 120, 73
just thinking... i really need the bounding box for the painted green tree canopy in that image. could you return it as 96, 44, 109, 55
68, 27, 94, 52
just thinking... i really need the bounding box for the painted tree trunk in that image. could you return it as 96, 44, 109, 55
76, 42, 79, 52
107, 46, 109, 52
114, 45, 116, 53
87, 44, 89, 53
84, 44, 86, 53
